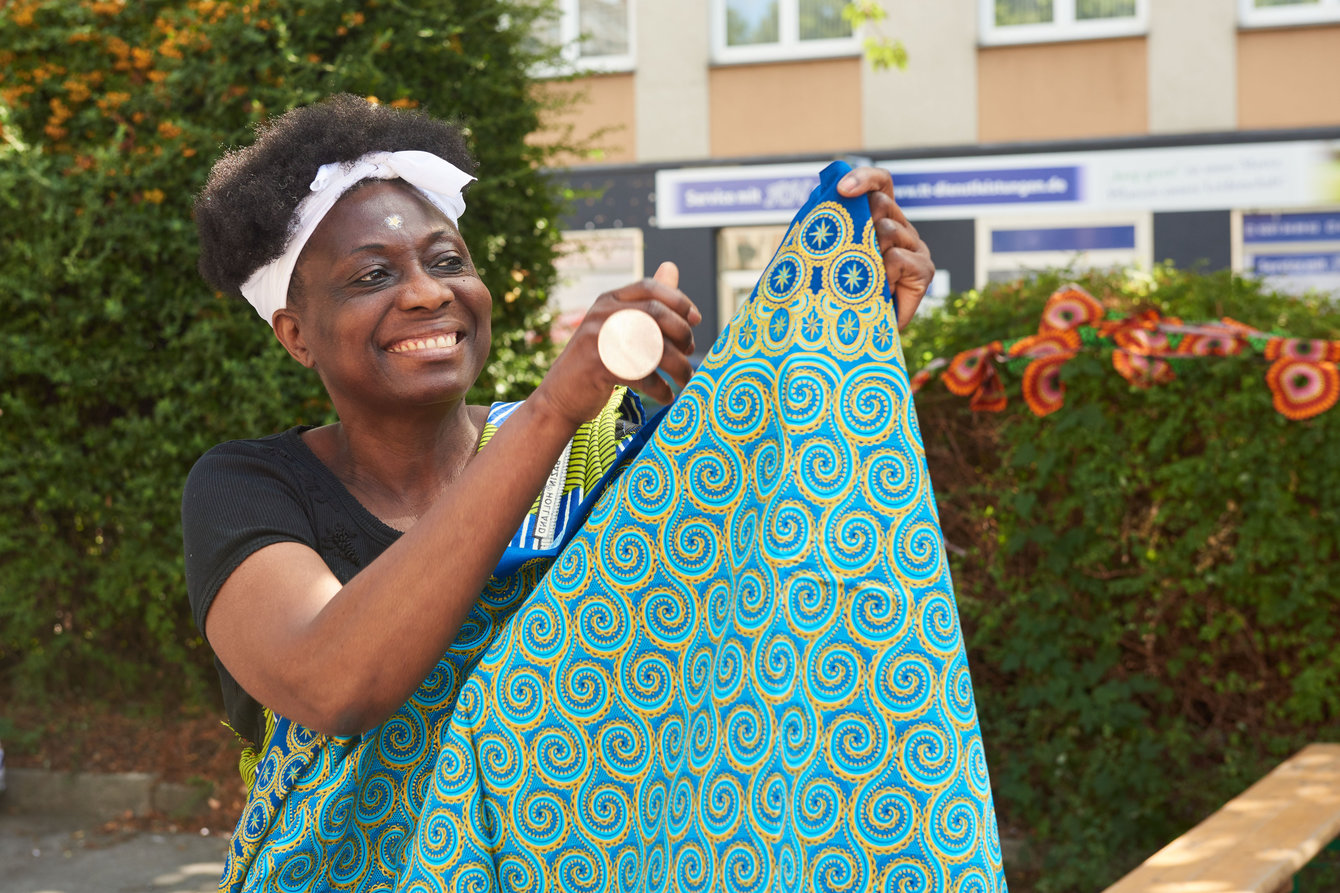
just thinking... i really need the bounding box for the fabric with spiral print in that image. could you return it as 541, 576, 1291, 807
399, 160, 1006, 892
222, 160, 1006, 892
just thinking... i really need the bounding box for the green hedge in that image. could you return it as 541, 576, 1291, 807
0, 0, 577, 705
902, 266, 1340, 890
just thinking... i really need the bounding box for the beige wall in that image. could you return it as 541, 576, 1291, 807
1238, 25, 1340, 130
635, 0, 711, 161
865, 0, 977, 149
978, 38, 1149, 143
1148, 0, 1236, 132
533, 73, 637, 167
709, 58, 863, 158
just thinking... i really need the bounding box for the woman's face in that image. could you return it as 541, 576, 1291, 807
280, 180, 493, 413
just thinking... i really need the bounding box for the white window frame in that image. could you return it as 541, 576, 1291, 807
712, 0, 861, 65
974, 212, 1153, 289
544, 0, 635, 74
551, 227, 644, 344
717, 225, 790, 332
1238, 0, 1340, 28
718, 269, 761, 334
979, 0, 1149, 46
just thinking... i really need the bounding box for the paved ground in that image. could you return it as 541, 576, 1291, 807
0, 812, 227, 893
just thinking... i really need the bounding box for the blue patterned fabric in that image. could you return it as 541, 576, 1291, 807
219, 392, 647, 893
221, 161, 1006, 893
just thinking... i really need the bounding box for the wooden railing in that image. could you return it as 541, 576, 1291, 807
1101, 743, 1340, 893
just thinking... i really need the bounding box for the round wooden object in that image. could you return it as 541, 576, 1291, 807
598, 309, 664, 381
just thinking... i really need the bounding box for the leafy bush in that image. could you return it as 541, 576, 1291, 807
0, 0, 576, 705
903, 266, 1340, 890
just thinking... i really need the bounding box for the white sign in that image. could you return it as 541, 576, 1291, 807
1234, 209, 1340, 299
655, 140, 1340, 228
887, 141, 1340, 220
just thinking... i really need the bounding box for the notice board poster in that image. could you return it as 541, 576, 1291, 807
1236, 210, 1340, 300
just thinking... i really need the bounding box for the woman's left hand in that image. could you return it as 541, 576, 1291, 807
837, 166, 934, 330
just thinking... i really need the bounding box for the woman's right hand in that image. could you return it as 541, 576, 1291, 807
533, 262, 701, 427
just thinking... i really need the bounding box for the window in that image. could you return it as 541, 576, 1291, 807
713, 0, 859, 64
975, 213, 1152, 288
550, 229, 644, 345
980, 0, 1147, 45
1239, 0, 1340, 27
717, 226, 789, 332
534, 0, 633, 72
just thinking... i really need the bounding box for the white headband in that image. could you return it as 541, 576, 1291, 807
239, 149, 476, 326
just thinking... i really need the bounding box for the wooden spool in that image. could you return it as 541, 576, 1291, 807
598, 308, 664, 381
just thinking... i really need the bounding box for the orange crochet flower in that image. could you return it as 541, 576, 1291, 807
1264, 338, 1340, 362
1111, 328, 1174, 387
1039, 285, 1104, 334
943, 342, 1002, 397
1266, 358, 1340, 421
1176, 325, 1245, 357
1022, 354, 1068, 416
1098, 308, 1177, 340
1113, 351, 1175, 388
969, 366, 1007, 413
1007, 330, 1080, 360
1112, 326, 1171, 357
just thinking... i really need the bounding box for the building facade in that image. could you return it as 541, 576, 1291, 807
542, 0, 1340, 346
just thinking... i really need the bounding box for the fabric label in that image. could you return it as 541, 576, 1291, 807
533, 440, 572, 550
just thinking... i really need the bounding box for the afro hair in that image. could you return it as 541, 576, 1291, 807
194, 93, 476, 300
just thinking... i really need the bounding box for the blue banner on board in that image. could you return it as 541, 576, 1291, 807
1243, 212, 1340, 244
666, 165, 1082, 220
1252, 253, 1340, 276
991, 225, 1137, 254
892, 166, 1080, 208
672, 175, 821, 217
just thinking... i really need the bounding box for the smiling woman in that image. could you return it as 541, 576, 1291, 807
272, 181, 495, 419
188, 93, 697, 745
184, 93, 937, 892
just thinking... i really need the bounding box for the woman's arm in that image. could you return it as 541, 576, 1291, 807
202, 268, 699, 737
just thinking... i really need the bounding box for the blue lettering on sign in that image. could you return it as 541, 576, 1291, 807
891, 166, 1080, 208
992, 225, 1136, 254
676, 176, 821, 216
1253, 253, 1340, 276
1243, 212, 1340, 244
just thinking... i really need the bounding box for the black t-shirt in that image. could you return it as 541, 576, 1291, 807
181, 426, 404, 745
181, 392, 646, 747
